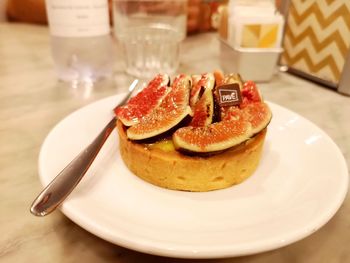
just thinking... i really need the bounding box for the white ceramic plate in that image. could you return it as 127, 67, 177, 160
39, 94, 348, 259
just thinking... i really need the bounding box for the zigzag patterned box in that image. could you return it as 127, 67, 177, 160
281, 0, 350, 95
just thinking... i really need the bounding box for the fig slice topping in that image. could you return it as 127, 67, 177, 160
242, 102, 272, 134
173, 102, 271, 153
223, 100, 271, 130
223, 73, 243, 90
240, 80, 263, 108
213, 70, 225, 86
189, 86, 214, 127
173, 112, 253, 153
127, 74, 192, 140
189, 73, 215, 109
114, 74, 170, 126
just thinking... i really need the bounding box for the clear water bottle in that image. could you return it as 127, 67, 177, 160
46, 0, 113, 83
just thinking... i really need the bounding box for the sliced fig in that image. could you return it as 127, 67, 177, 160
241, 102, 272, 134
127, 74, 192, 140
213, 70, 224, 86
223, 73, 243, 90
173, 101, 271, 153
189, 73, 215, 108
222, 106, 241, 122
191, 74, 201, 87
224, 102, 272, 134
173, 112, 252, 153
240, 80, 262, 108
114, 74, 170, 126
189, 88, 214, 127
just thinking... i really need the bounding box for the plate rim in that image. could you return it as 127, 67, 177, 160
38, 94, 349, 258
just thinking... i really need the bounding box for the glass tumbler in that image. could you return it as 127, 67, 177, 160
113, 0, 187, 79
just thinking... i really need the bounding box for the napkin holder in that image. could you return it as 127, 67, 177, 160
280, 0, 350, 96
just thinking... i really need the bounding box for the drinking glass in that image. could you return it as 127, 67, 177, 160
113, 0, 187, 78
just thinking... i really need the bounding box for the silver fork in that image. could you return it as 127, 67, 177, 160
30, 79, 139, 217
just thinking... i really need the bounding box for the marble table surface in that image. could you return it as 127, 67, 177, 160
1, 23, 349, 263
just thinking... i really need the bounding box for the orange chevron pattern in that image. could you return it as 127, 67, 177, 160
281, 0, 350, 84
283, 49, 340, 80
290, 2, 350, 31
284, 26, 348, 58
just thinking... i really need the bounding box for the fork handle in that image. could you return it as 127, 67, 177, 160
30, 117, 117, 216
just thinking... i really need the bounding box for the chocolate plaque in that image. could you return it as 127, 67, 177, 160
216, 83, 242, 107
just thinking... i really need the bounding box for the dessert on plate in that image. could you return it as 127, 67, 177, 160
114, 72, 272, 192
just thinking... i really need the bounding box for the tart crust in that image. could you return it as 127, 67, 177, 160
117, 120, 267, 192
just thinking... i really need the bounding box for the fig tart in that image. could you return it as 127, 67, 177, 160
114, 72, 272, 192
